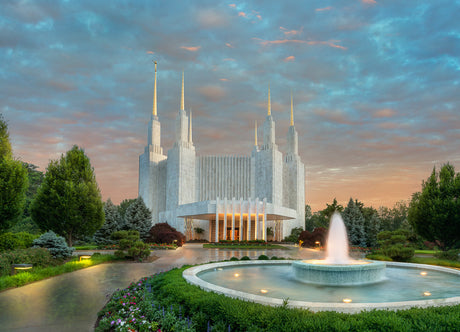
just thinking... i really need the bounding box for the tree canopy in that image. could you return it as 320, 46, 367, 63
31, 145, 104, 246
408, 163, 460, 250
123, 197, 152, 241
0, 114, 28, 233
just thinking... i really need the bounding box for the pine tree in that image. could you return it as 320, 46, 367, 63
123, 197, 152, 241
342, 198, 366, 247
31, 145, 104, 246
93, 199, 122, 245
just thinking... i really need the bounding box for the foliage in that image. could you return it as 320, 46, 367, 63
283, 227, 303, 242
377, 229, 414, 262
0, 232, 38, 251
147, 223, 186, 247
240, 256, 250, 260
0, 117, 28, 233
306, 198, 344, 230
31, 145, 104, 246
435, 249, 459, 261
112, 230, 150, 261
266, 226, 274, 237
32, 231, 74, 259
193, 227, 204, 234
342, 198, 367, 247
258, 254, 269, 260
408, 163, 460, 250
0, 254, 118, 291
378, 201, 410, 232
118, 198, 137, 220
0, 247, 53, 277
97, 267, 460, 332
298, 227, 327, 248
365, 254, 393, 261
123, 197, 152, 241
93, 199, 122, 245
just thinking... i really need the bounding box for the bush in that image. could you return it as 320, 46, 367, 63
32, 231, 74, 259
230, 257, 239, 261
435, 249, 460, 261
366, 254, 393, 261
0, 248, 54, 277
112, 230, 150, 261
240, 256, 250, 260
283, 227, 303, 242
258, 255, 269, 260
147, 223, 186, 247
298, 227, 327, 248
0, 232, 38, 251
270, 256, 278, 260
377, 229, 414, 262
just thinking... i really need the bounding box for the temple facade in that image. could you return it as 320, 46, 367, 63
139, 64, 305, 241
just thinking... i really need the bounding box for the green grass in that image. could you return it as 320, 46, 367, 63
0, 254, 120, 292
410, 257, 460, 268
414, 250, 439, 254
203, 243, 288, 249
74, 245, 99, 250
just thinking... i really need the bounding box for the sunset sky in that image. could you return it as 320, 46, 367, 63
1, 0, 459, 212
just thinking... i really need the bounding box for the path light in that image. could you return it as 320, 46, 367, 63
342, 298, 352, 303
79, 255, 91, 262
420, 271, 427, 276
234, 273, 239, 277
423, 291, 431, 296
260, 289, 268, 294
217, 268, 223, 271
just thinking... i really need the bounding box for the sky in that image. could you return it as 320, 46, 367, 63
1, 0, 459, 212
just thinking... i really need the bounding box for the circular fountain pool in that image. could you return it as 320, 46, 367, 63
183, 260, 460, 313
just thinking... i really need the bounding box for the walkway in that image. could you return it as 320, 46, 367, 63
0, 244, 315, 332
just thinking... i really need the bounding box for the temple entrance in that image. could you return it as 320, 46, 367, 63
227, 228, 239, 240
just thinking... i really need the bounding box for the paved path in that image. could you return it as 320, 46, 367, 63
0, 244, 317, 332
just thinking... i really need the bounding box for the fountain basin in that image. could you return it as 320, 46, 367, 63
292, 260, 386, 285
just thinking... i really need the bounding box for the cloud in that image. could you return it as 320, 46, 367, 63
374, 108, 396, 118
238, 12, 247, 18
283, 55, 295, 62
196, 8, 229, 28
197, 85, 227, 102
225, 43, 234, 48
316, 6, 333, 12
223, 58, 235, 61
280, 26, 302, 37
146, 51, 154, 54
229, 4, 236, 8
257, 38, 347, 50
180, 46, 201, 52
219, 78, 229, 82
362, 0, 377, 4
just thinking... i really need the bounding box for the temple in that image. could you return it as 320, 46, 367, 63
139, 64, 305, 241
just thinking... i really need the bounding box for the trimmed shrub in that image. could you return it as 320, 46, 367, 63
270, 256, 278, 260
230, 257, 239, 261
147, 223, 186, 247
112, 230, 150, 261
32, 231, 74, 259
240, 256, 250, 260
0, 232, 38, 250
258, 254, 269, 260
377, 229, 414, 262
0, 248, 54, 276
435, 249, 460, 261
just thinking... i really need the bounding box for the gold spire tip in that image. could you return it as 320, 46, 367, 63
267, 84, 271, 116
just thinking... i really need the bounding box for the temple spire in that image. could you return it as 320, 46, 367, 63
153, 61, 157, 117
267, 84, 271, 116
254, 120, 258, 146
180, 71, 185, 111
188, 109, 193, 143
290, 90, 294, 126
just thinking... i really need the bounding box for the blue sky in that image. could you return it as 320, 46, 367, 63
1, 0, 459, 211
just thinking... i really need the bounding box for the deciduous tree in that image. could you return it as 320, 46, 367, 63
31, 145, 104, 246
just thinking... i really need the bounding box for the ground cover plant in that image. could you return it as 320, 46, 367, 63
96, 265, 460, 332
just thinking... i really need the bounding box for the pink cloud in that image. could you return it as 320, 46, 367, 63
283, 55, 295, 62
258, 38, 347, 50
256, 14, 262, 20
280, 26, 302, 37
362, 0, 377, 4
223, 58, 235, 61
229, 4, 236, 8
180, 46, 201, 52
238, 12, 247, 17
146, 51, 154, 54
219, 78, 229, 82
374, 108, 396, 118
316, 6, 332, 11
225, 43, 234, 48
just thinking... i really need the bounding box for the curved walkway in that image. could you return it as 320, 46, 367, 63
0, 244, 309, 332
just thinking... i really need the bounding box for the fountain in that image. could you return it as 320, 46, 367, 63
183, 212, 460, 312
292, 213, 386, 285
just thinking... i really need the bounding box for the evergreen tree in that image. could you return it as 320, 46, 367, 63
93, 199, 122, 245
118, 198, 137, 221
31, 145, 104, 246
0, 114, 28, 232
123, 197, 152, 241
408, 163, 460, 250
342, 198, 366, 247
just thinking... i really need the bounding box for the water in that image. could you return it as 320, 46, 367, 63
198, 264, 460, 303
325, 212, 351, 264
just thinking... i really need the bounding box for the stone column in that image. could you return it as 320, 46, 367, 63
223, 197, 228, 240
248, 198, 252, 241
215, 197, 219, 242
231, 197, 235, 241
255, 197, 259, 240
239, 197, 243, 241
